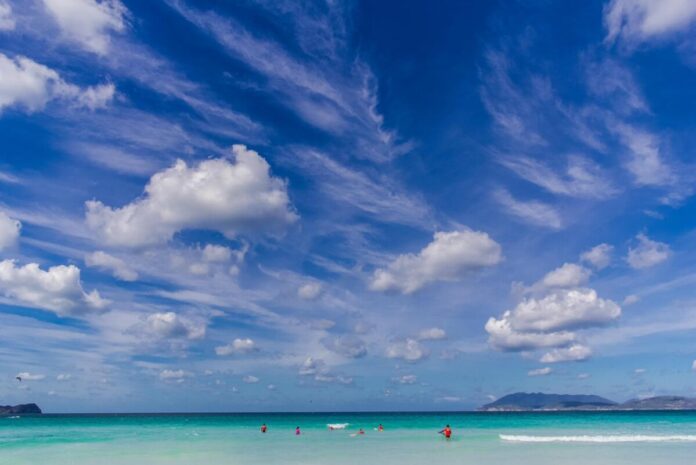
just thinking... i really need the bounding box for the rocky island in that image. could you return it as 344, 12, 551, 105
0, 404, 42, 415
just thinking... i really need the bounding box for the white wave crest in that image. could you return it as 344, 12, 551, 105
327, 423, 349, 430
500, 434, 696, 443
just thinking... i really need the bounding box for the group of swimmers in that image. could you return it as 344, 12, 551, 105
259, 423, 453, 439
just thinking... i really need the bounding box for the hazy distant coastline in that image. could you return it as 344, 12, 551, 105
479, 393, 696, 412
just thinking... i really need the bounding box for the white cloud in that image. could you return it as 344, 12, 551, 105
626, 233, 671, 269
85, 251, 138, 281
297, 282, 322, 300
578, 373, 591, 379
370, 229, 502, 294
299, 357, 324, 376
539, 263, 592, 289
202, 244, 232, 263
494, 189, 562, 230
385, 338, 428, 362
0, 53, 114, 113
604, 0, 696, 46
499, 155, 617, 200
0, 1, 15, 31
610, 122, 674, 187
507, 288, 621, 333
0, 211, 20, 251
43, 0, 127, 55
322, 335, 367, 359
0, 259, 108, 316
486, 288, 620, 351
417, 327, 447, 341
159, 369, 189, 380
215, 338, 256, 356
56, 373, 72, 381
146, 312, 205, 340
528, 367, 552, 377
393, 374, 417, 385
485, 315, 576, 351
581, 243, 614, 270
623, 294, 640, 305
635, 368, 647, 374
242, 375, 259, 383
540, 344, 592, 363
86, 145, 298, 247
692, 360, 696, 372
16, 372, 45, 381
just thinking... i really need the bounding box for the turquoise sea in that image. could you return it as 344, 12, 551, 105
2, 411, 696, 464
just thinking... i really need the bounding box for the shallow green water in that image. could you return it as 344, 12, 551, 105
2, 411, 696, 464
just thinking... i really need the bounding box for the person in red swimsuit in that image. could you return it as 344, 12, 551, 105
261, 424, 267, 433
439, 425, 452, 439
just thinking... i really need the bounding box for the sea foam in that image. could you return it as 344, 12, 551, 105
500, 434, 696, 443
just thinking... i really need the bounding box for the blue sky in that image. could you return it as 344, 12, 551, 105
0, 0, 695, 413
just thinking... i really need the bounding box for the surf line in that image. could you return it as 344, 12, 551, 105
500, 434, 696, 443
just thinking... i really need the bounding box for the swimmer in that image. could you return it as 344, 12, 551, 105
438, 424, 452, 439
377, 424, 384, 432
295, 426, 301, 435
261, 423, 267, 433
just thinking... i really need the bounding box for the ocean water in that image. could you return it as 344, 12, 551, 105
2, 411, 696, 464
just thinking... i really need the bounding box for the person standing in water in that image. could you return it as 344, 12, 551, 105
260, 424, 267, 433
439, 425, 452, 439
295, 426, 301, 435
377, 424, 384, 432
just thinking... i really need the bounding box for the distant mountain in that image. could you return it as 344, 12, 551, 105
480, 392, 616, 411
0, 403, 42, 415
620, 396, 696, 410
480, 393, 696, 411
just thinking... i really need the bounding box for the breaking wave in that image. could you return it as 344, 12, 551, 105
500, 434, 696, 443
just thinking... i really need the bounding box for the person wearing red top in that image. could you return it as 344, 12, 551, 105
260, 424, 267, 433
439, 425, 452, 439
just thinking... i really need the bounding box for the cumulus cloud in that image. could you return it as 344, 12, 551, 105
0, 259, 108, 316
86, 145, 298, 247
417, 327, 447, 341
215, 338, 257, 356
370, 229, 502, 294
145, 312, 205, 340
604, 0, 696, 46
581, 243, 614, 269
626, 233, 671, 269
202, 244, 232, 263
297, 282, 322, 300
528, 367, 552, 377
43, 0, 127, 54
0, 211, 20, 251
385, 338, 429, 362
538, 263, 592, 290
0, 1, 15, 31
159, 369, 190, 380
393, 374, 417, 384
298, 357, 353, 385
540, 344, 592, 363
623, 294, 640, 305
16, 372, 45, 381
507, 288, 621, 333
85, 251, 138, 281
242, 374, 259, 383
486, 288, 620, 351
0, 53, 114, 113
322, 335, 367, 359
494, 189, 562, 230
